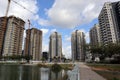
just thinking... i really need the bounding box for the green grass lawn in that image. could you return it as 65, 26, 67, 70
87, 63, 120, 71
87, 63, 120, 80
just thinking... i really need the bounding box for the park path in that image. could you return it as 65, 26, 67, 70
78, 62, 106, 80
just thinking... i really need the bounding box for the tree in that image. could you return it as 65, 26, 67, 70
90, 43, 120, 62
90, 44, 106, 61
23, 55, 32, 63
41, 58, 45, 63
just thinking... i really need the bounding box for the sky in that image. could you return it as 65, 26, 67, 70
0, 0, 119, 58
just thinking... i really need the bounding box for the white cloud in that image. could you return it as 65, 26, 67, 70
38, 18, 50, 26
64, 35, 71, 42
85, 32, 89, 43
42, 44, 48, 52
62, 35, 71, 58
41, 28, 49, 52
66, 37, 71, 42
51, 29, 57, 32
40, 29, 49, 36
38, 0, 119, 28
63, 46, 71, 59
42, 39, 49, 52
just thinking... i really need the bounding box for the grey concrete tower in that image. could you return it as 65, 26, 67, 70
98, 1, 120, 45
49, 32, 62, 60
71, 30, 86, 61
24, 28, 42, 61
90, 24, 101, 46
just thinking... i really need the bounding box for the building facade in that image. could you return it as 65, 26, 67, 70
2, 16, 25, 56
90, 24, 101, 46
0, 17, 7, 57
24, 28, 42, 61
49, 32, 62, 60
71, 30, 86, 61
98, 1, 120, 45
112, 1, 120, 42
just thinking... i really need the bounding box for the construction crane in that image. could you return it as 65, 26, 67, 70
5, 0, 11, 17
28, 20, 31, 29
4, 0, 35, 29
3, 0, 11, 28
3, 0, 11, 29
12, 0, 35, 15
27, 19, 35, 29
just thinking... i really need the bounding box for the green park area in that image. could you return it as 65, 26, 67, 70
87, 63, 120, 80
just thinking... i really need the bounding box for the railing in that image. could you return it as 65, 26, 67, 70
67, 64, 80, 80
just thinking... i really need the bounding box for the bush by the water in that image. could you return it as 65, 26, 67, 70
112, 77, 119, 80
51, 64, 62, 73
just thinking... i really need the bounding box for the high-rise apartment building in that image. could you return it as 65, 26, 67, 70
90, 24, 101, 46
0, 17, 8, 57
49, 32, 62, 60
98, 1, 120, 45
71, 30, 86, 61
24, 28, 42, 61
2, 16, 25, 56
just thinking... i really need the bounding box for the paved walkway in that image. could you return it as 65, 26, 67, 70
78, 62, 106, 80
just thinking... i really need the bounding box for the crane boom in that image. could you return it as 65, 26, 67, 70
5, 0, 11, 17
28, 20, 30, 29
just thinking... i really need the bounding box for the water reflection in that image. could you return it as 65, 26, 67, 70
0, 64, 67, 80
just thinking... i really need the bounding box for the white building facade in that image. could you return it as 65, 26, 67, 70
49, 32, 62, 60
71, 30, 86, 61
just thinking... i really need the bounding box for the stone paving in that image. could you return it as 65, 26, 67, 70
78, 62, 106, 80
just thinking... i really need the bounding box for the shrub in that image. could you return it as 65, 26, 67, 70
51, 64, 62, 73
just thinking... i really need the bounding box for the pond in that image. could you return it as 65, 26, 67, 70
0, 64, 68, 80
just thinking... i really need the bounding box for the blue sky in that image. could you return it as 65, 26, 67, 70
0, 0, 119, 58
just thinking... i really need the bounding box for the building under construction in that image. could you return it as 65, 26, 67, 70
24, 28, 42, 61
0, 17, 7, 57
0, 16, 25, 57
